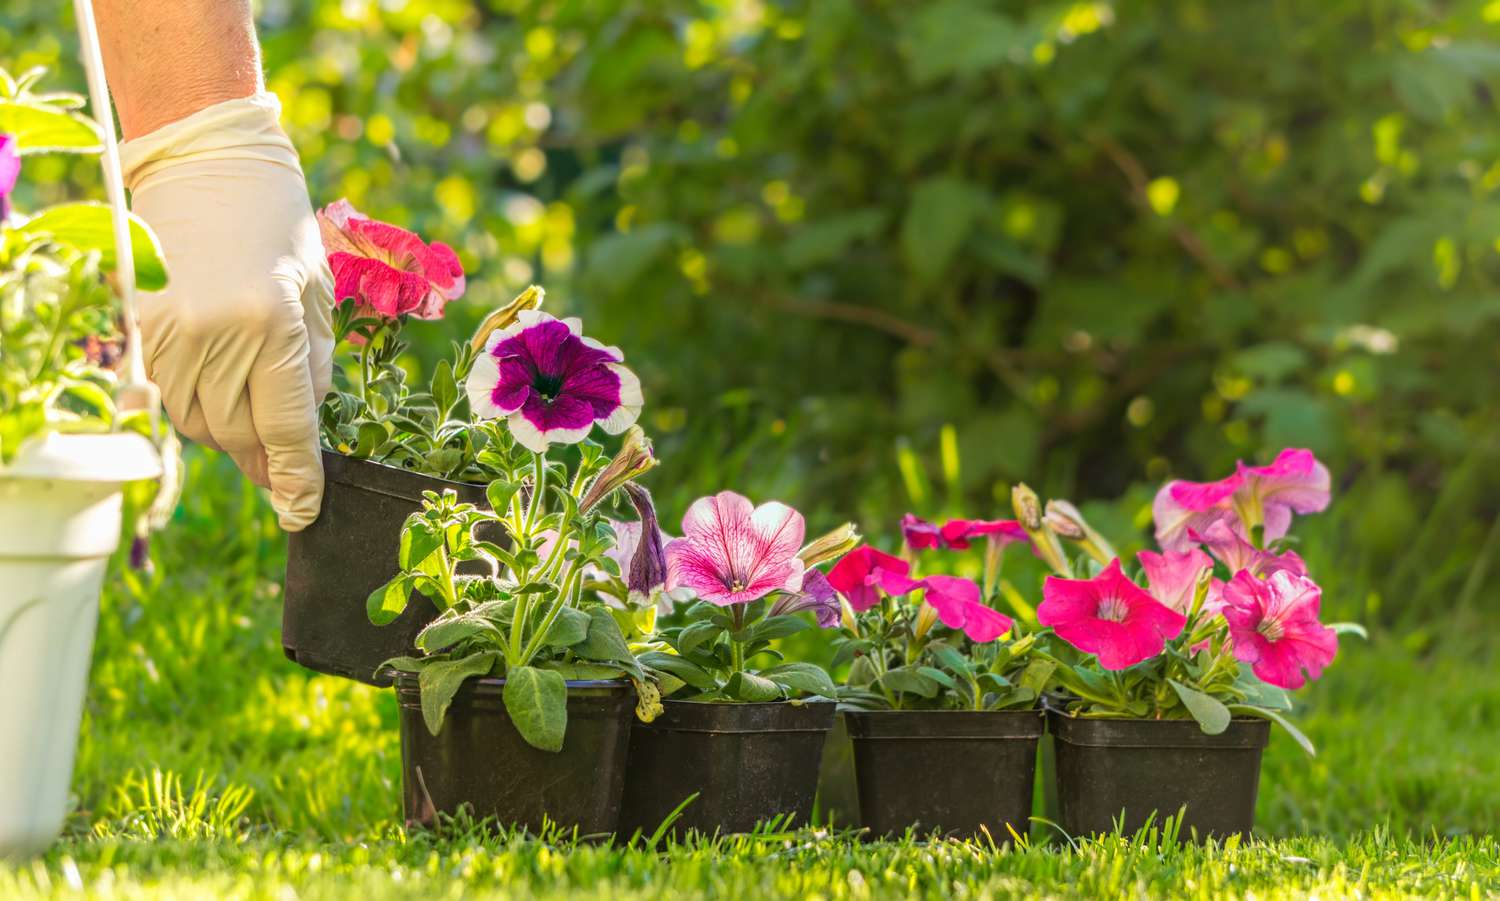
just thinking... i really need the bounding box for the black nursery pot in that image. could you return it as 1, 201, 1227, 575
283, 450, 488, 686
845, 709, 1044, 840
1049, 710, 1271, 840
396, 674, 635, 835
618, 699, 837, 839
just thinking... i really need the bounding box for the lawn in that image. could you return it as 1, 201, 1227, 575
4, 449, 1498, 899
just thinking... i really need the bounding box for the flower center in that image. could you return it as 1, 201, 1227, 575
1256, 617, 1285, 642
720, 574, 747, 593
1096, 595, 1130, 623
532, 371, 564, 401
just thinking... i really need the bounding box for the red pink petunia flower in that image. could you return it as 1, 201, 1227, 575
1038, 559, 1187, 670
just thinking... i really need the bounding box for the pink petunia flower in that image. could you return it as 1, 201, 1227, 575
317, 198, 465, 319
827, 546, 925, 612
923, 575, 1013, 643
1038, 559, 1187, 670
1137, 547, 1217, 616
901, 514, 1030, 552
0, 133, 18, 221
465, 310, 643, 453
663, 491, 805, 607
1190, 518, 1307, 580
1153, 448, 1330, 551
1221, 570, 1337, 690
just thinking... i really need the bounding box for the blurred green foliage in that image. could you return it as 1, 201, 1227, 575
5, 0, 1500, 621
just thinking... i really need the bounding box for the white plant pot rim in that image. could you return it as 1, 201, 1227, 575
1, 431, 161, 484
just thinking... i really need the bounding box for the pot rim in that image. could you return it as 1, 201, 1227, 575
842, 706, 1044, 741
1047, 708, 1271, 750
641, 696, 838, 734
393, 671, 634, 702
320, 448, 487, 501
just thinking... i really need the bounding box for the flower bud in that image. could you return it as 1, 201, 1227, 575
580, 426, 657, 511
1012, 483, 1043, 530
798, 522, 862, 568
469, 284, 545, 352
1043, 500, 1086, 540
913, 600, 939, 641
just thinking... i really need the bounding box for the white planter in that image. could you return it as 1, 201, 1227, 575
0, 432, 159, 857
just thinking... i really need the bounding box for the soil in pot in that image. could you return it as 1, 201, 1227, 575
396, 674, 634, 835
845, 708, 1044, 840
618, 699, 837, 840
1049, 710, 1271, 840
283, 450, 490, 686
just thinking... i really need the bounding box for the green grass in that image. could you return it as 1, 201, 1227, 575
3, 448, 1499, 898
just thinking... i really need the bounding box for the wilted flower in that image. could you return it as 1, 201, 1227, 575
769, 569, 840, 628
1190, 519, 1306, 579
580, 426, 656, 511
799, 522, 861, 568
922, 575, 1012, 643
664, 490, 805, 607
1038, 559, 1187, 670
466, 310, 643, 453
620, 483, 667, 597
1137, 547, 1219, 616
1011, 483, 1073, 576
1153, 448, 1330, 551
901, 514, 1029, 552
1221, 570, 1337, 690
317, 199, 465, 319
0, 133, 18, 221
1044, 499, 1119, 564
827, 546, 924, 612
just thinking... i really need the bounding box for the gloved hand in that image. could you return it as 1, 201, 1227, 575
122, 93, 333, 531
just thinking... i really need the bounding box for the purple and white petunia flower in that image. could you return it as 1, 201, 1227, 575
664, 490, 806, 607
769, 569, 841, 628
465, 309, 643, 453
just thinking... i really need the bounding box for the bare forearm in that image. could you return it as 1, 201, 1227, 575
93, 0, 262, 140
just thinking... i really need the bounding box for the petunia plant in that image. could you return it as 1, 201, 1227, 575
1028, 449, 1362, 753
638, 491, 857, 702
831, 516, 1054, 711
315, 198, 539, 481
367, 305, 665, 752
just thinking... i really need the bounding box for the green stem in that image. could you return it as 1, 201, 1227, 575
520, 561, 584, 666
729, 604, 747, 676
523, 452, 547, 547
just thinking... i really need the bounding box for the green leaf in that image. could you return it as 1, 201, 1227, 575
918, 666, 958, 690
502, 665, 568, 752
880, 667, 940, 699
760, 662, 837, 698
901, 1, 1019, 84
1017, 658, 1057, 696
417, 651, 498, 736
538, 660, 626, 681
1235, 673, 1294, 711
399, 519, 444, 570
572, 606, 637, 665
16, 202, 169, 290
739, 614, 810, 644
676, 620, 724, 656
928, 641, 971, 677
0, 99, 101, 154
1229, 705, 1317, 757
846, 654, 880, 688
725, 670, 784, 702
367, 576, 413, 626
431, 358, 458, 416
639, 651, 718, 691
374, 655, 426, 679
546, 605, 592, 648
415, 613, 501, 654
1169, 679, 1232, 735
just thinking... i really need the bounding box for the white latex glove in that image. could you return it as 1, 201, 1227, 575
122, 93, 333, 531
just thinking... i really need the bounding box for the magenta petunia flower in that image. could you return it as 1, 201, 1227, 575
1137, 547, 1217, 615
1190, 519, 1307, 580
1221, 570, 1337, 690
1038, 559, 1187, 670
1153, 448, 1330, 551
769, 569, 840, 628
827, 546, 924, 612
0, 133, 20, 221
923, 575, 1013, 643
465, 309, 643, 453
663, 491, 805, 607
317, 198, 465, 320
901, 514, 1030, 552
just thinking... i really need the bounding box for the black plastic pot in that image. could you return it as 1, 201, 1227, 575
396, 674, 635, 835
845, 708, 1044, 840
618, 699, 837, 839
283, 450, 488, 686
1049, 711, 1271, 840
